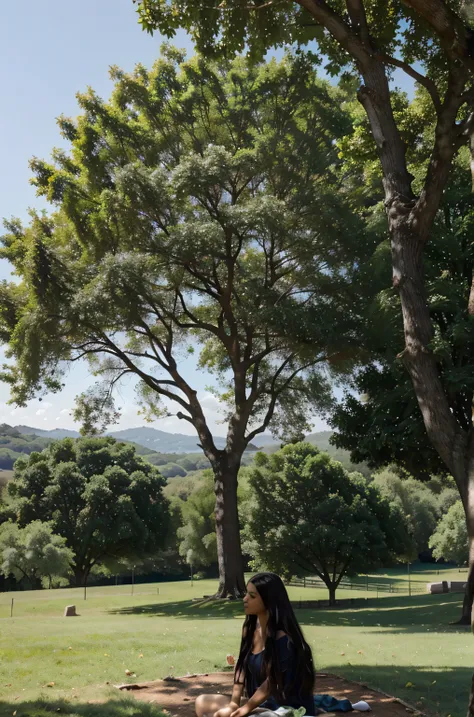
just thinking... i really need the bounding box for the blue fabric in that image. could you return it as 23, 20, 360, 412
313, 695, 353, 713
246, 635, 314, 715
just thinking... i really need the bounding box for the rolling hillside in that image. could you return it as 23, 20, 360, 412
1, 424, 369, 482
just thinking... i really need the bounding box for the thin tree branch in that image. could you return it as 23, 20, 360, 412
345, 0, 371, 46
295, 0, 371, 68
414, 64, 470, 239
376, 52, 442, 113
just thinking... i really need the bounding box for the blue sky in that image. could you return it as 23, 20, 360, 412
0, 1, 414, 436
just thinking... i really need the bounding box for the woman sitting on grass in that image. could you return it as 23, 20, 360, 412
195, 573, 369, 717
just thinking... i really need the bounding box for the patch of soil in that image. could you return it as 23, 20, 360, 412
118, 671, 425, 717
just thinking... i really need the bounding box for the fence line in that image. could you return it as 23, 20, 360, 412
288, 575, 425, 595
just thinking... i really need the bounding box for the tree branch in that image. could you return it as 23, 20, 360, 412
345, 0, 371, 46
400, 0, 474, 64
245, 355, 324, 443
376, 52, 442, 113
414, 64, 470, 240
216, 0, 279, 9
98, 334, 193, 414
295, 0, 371, 68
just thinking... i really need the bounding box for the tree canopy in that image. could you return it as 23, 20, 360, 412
0, 520, 73, 588
429, 501, 469, 566
5, 437, 169, 585
243, 443, 411, 604
372, 468, 439, 555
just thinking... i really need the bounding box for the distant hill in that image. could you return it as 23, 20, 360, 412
15, 425, 80, 440
14, 424, 265, 453
1, 424, 212, 477
4, 424, 369, 480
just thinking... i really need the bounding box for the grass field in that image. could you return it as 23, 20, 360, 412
0, 568, 472, 717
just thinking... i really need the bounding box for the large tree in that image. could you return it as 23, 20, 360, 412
131, 0, 474, 620
5, 437, 169, 586
243, 443, 412, 605
0, 52, 368, 596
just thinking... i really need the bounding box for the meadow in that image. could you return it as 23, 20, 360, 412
0, 566, 471, 717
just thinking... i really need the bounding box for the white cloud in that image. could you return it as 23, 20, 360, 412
36, 409, 47, 416
60, 408, 71, 415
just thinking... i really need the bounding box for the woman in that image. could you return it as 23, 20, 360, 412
195, 573, 368, 717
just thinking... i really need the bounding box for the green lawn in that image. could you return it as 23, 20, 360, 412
0, 572, 472, 717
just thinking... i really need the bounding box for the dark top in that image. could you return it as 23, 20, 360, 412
246, 635, 314, 715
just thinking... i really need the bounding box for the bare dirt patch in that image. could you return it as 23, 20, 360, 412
118, 671, 425, 717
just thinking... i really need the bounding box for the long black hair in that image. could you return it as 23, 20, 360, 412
234, 573, 315, 702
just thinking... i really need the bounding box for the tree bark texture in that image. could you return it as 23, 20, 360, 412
467, 671, 474, 717
211, 454, 246, 598
458, 502, 474, 624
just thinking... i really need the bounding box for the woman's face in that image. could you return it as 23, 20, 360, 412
243, 581, 266, 615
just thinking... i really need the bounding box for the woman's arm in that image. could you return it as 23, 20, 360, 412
232, 679, 271, 717
229, 670, 245, 708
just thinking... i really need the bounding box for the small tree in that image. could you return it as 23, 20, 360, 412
6, 437, 169, 586
430, 501, 469, 566
0, 51, 367, 596
0, 520, 73, 588
243, 443, 412, 605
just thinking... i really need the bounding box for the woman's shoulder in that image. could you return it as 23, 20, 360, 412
275, 630, 288, 640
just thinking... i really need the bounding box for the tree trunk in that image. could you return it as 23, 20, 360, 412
468, 673, 474, 717
391, 219, 474, 624
211, 454, 246, 598
392, 221, 460, 471
327, 583, 337, 607
73, 566, 89, 587
456, 500, 474, 624
457, 560, 474, 626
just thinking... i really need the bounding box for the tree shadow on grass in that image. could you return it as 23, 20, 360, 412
322, 663, 473, 717
109, 598, 246, 620
109, 593, 468, 633
0, 696, 165, 717
298, 593, 468, 632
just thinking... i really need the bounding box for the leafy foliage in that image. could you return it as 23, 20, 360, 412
429, 501, 469, 566
242, 443, 412, 603
132, 0, 464, 81
5, 437, 169, 585
372, 468, 439, 555
176, 471, 217, 568
0, 50, 368, 452
0, 520, 73, 587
